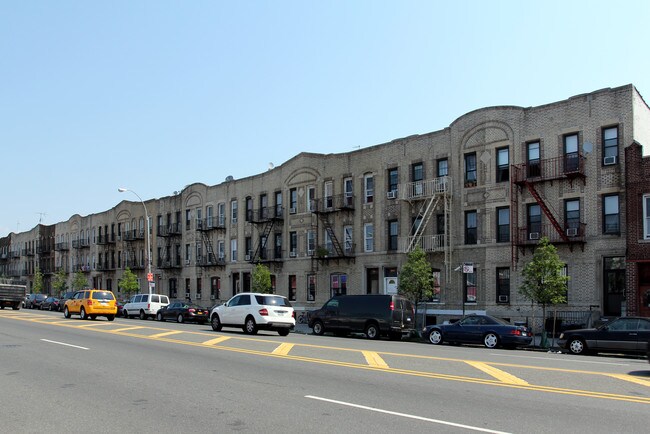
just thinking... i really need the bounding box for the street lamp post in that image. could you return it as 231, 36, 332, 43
118, 187, 153, 294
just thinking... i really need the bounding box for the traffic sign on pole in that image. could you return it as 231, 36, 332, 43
147, 273, 153, 282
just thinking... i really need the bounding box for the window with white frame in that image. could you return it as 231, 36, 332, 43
643, 194, 650, 240
230, 239, 237, 262
307, 230, 316, 255
307, 186, 316, 212
217, 202, 225, 226
603, 194, 620, 234
231, 200, 238, 223
344, 226, 353, 253
364, 174, 374, 203
603, 126, 619, 163
364, 223, 374, 252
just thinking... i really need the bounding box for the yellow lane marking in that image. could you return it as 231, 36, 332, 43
148, 330, 184, 339
272, 343, 295, 356
74, 322, 114, 328
465, 361, 529, 385
110, 326, 147, 333
363, 351, 389, 369
607, 374, 650, 387
202, 336, 232, 346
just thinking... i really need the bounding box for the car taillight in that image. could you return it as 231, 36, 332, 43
510, 329, 522, 336
292, 311, 296, 319
87, 300, 93, 305
259, 308, 268, 316
188, 308, 195, 313
147, 303, 150, 310
389, 301, 395, 311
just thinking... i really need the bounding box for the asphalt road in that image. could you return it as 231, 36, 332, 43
1, 309, 649, 434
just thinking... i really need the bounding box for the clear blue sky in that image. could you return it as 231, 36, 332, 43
2, 0, 649, 237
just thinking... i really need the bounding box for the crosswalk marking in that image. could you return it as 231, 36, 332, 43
272, 343, 295, 355
363, 351, 389, 369
148, 330, 184, 339
202, 336, 232, 346
465, 361, 529, 385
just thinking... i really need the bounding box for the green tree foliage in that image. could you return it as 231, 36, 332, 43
252, 264, 272, 294
519, 237, 568, 345
32, 268, 44, 294
52, 270, 68, 296
398, 246, 434, 303
119, 267, 140, 298
71, 271, 89, 291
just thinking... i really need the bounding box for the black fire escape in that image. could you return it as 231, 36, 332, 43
196, 215, 226, 268
157, 218, 183, 270
248, 205, 284, 265
311, 194, 355, 264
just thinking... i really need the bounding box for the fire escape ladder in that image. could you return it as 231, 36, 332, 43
406, 195, 440, 252
525, 182, 569, 243
318, 214, 344, 257
253, 221, 275, 261
202, 231, 215, 264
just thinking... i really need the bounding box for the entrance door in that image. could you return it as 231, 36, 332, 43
366, 268, 379, 294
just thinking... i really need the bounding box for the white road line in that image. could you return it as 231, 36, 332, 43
41, 339, 89, 350
488, 353, 630, 366
305, 395, 511, 434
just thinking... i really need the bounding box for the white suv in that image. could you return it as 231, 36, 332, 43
123, 293, 170, 320
210, 293, 295, 336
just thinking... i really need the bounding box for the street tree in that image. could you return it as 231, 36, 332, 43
398, 246, 434, 334
519, 236, 568, 347
119, 267, 140, 299
33, 268, 44, 294
71, 271, 89, 291
52, 269, 68, 296
252, 263, 272, 294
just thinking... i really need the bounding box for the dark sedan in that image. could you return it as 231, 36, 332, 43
156, 301, 209, 324
26, 294, 48, 309
557, 316, 650, 355
40, 297, 60, 311
424, 314, 533, 349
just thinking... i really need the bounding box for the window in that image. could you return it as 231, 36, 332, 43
231, 199, 238, 223
306, 186, 315, 212
275, 191, 283, 217
344, 226, 353, 253
436, 214, 445, 235
185, 278, 191, 298
364, 223, 374, 252
364, 174, 374, 203
230, 239, 237, 262
412, 215, 423, 236
496, 268, 510, 304
603, 194, 620, 234
289, 231, 297, 256
288, 275, 296, 301
431, 270, 441, 302
388, 220, 398, 251
644, 194, 650, 240
343, 177, 353, 207
412, 162, 424, 196
465, 211, 477, 245
289, 188, 297, 212
274, 233, 282, 259
437, 158, 448, 177
185, 244, 191, 263
496, 147, 509, 182
206, 205, 213, 228
528, 204, 541, 238
388, 168, 398, 196
565, 199, 580, 233
307, 274, 316, 301
497, 207, 510, 243
217, 240, 225, 261
185, 209, 191, 230
196, 208, 203, 230
527, 141, 541, 178
217, 203, 226, 226
464, 153, 477, 185
564, 133, 579, 172
324, 181, 333, 209
464, 270, 477, 303
307, 230, 316, 254
603, 126, 619, 163
196, 278, 202, 299
245, 197, 253, 222
211, 277, 220, 299
330, 273, 347, 297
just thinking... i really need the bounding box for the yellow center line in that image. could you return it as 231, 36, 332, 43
111, 326, 147, 333
363, 351, 389, 369
465, 361, 529, 385
272, 343, 295, 356
202, 336, 232, 346
148, 330, 184, 339
74, 322, 114, 328
607, 373, 650, 387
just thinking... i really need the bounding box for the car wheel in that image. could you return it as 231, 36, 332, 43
177, 314, 184, 323
365, 323, 380, 340
312, 320, 325, 336
484, 333, 499, 349
107, 315, 115, 321
123, 309, 129, 318
49, 305, 53, 311
63, 306, 71, 318
277, 329, 290, 337
139, 310, 147, 320
211, 314, 222, 331
428, 329, 443, 345
568, 338, 587, 355
157, 312, 164, 321
244, 317, 258, 335
80, 307, 88, 320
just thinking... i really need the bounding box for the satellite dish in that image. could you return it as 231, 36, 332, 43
268, 162, 274, 170
225, 175, 234, 182
583, 142, 593, 154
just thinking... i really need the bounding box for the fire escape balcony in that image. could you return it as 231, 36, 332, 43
96, 235, 107, 245
196, 217, 226, 231
197, 253, 226, 267
107, 233, 117, 244
247, 206, 284, 223
514, 223, 586, 247
398, 234, 446, 253
55, 242, 70, 251
311, 194, 355, 214
23, 248, 35, 256
512, 154, 586, 186
398, 176, 449, 201
158, 259, 182, 269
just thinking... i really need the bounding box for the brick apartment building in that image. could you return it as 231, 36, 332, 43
1, 84, 649, 327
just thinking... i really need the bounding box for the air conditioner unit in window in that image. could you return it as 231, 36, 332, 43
245, 254, 251, 261
185, 259, 191, 265
529, 232, 540, 240
289, 207, 297, 214
603, 155, 617, 165
386, 190, 396, 199
566, 227, 578, 237
210, 295, 215, 300
289, 251, 297, 258
307, 249, 314, 256
498, 295, 509, 303
185, 292, 190, 298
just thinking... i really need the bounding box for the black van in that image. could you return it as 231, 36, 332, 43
308, 294, 415, 340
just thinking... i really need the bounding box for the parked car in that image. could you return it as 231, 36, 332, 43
308, 294, 415, 340
40, 297, 60, 311
210, 293, 295, 336
58, 291, 77, 311
424, 314, 533, 349
63, 289, 117, 321
26, 294, 48, 309
116, 299, 128, 317
557, 316, 650, 355
156, 301, 209, 324
122, 293, 170, 320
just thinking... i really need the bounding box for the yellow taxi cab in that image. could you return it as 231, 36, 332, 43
63, 289, 117, 321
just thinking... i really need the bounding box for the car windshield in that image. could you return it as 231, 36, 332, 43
92, 291, 115, 301
255, 295, 292, 307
